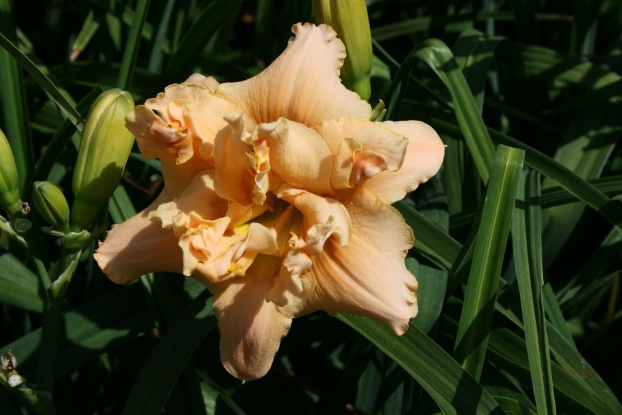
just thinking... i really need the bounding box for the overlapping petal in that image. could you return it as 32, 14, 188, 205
316, 117, 409, 189
257, 118, 333, 195
94, 192, 183, 284
364, 121, 445, 204
276, 187, 417, 335
215, 23, 372, 127
210, 255, 292, 381
98, 22, 446, 383
212, 113, 257, 205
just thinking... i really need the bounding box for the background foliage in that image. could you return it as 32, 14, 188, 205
1, 0, 622, 414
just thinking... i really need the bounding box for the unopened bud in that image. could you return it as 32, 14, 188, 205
313, 0, 373, 100
72, 89, 135, 230
370, 100, 386, 122
33, 181, 71, 234
0, 129, 21, 217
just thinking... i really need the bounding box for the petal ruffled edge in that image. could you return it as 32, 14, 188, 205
215, 23, 371, 128
363, 121, 445, 204
277, 186, 418, 335
315, 116, 409, 190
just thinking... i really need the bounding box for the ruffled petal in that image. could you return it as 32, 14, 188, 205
128, 81, 241, 165
215, 23, 371, 127
364, 121, 445, 204
196, 206, 294, 282
149, 169, 228, 226
213, 113, 257, 205
277, 185, 351, 249
257, 118, 333, 195
277, 187, 417, 335
316, 117, 409, 189
182, 73, 220, 92
210, 254, 292, 381
94, 192, 183, 284
267, 186, 351, 309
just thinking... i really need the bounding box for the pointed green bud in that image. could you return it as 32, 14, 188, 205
0, 128, 21, 217
313, 0, 373, 100
71, 89, 135, 230
370, 99, 386, 122
33, 181, 71, 234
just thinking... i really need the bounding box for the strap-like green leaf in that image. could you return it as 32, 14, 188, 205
338, 314, 505, 415
395, 200, 461, 271
0, 254, 43, 312
512, 170, 556, 415
0, 32, 84, 131
388, 39, 496, 182
164, 0, 245, 79
454, 145, 525, 380
117, 0, 151, 90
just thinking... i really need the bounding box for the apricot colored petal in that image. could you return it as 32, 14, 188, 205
126, 106, 209, 198
268, 186, 351, 309
316, 117, 408, 188
213, 113, 256, 205
277, 185, 351, 249
133, 81, 241, 164
211, 255, 292, 381
364, 121, 445, 204
149, 169, 228, 226
94, 192, 183, 284
195, 206, 294, 283
182, 73, 220, 92
257, 118, 333, 195
278, 187, 418, 335
215, 23, 371, 127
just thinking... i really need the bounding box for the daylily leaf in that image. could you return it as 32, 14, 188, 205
454, 145, 525, 380
512, 170, 556, 415
338, 313, 505, 415
0, 254, 43, 313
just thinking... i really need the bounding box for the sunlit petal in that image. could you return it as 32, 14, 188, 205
277, 185, 351, 249
277, 187, 417, 335
364, 121, 445, 204
257, 118, 333, 195
215, 23, 371, 127
94, 192, 183, 284
213, 113, 257, 205
316, 116, 408, 189
210, 255, 292, 381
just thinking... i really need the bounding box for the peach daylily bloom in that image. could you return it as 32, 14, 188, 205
95, 23, 445, 381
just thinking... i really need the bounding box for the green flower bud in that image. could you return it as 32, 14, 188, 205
0, 128, 21, 217
33, 181, 71, 234
72, 89, 135, 230
313, 0, 373, 100
370, 99, 386, 122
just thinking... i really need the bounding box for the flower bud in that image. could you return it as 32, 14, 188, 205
313, 0, 373, 100
72, 89, 135, 230
33, 181, 71, 234
0, 128, 21, 217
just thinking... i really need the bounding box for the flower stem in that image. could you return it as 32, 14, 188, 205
37, 248, 80, 394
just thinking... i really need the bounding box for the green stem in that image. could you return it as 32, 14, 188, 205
37, 298, 63, 394
37, 248, 80, 394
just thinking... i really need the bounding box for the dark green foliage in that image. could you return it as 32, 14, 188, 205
1, 0, 622, 413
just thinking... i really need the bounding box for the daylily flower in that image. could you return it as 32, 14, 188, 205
95, 23, 445, 381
